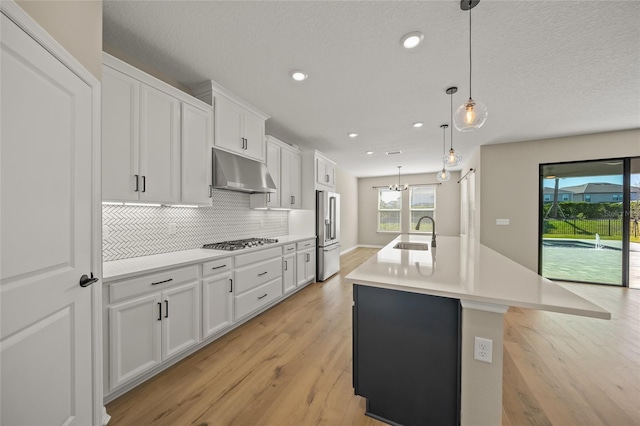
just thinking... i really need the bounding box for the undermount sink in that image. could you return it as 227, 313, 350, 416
393, 242, 429, 251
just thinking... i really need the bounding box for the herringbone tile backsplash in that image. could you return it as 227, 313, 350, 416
103, 190, 288, 261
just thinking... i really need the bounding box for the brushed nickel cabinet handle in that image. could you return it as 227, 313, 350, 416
258, 293, 268, 300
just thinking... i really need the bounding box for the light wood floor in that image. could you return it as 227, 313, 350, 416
107, 248, 640, 426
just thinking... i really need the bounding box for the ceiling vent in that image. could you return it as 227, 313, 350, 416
386, 150, 402, 156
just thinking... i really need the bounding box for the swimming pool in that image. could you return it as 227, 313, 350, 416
542, 239, 622, 285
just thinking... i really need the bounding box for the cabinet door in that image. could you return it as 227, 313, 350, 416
316, 157, 328, 186
306, 249, 316, 283
296, 251, 309, 287
325, 162, 335, 187
280, 149, 292, 208
242, 110, 265, 161
202, 273, 234, 339
214, 95, 244, 155
283, 253, 296, 294
109, 293, 162, 390
102, 66, 139, 201
181, 103, 213, 205
162, 281, 201, 360
139, 84, 181, 203
266, 141, 280, 207
290, 152, 302, 208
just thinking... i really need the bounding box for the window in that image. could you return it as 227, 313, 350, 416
562, 194, 570, 201
544, 194, 551, 202
585, 194, 591, 202
378, 189, 402, 232
410, 186, 436, 233
613, 194, 622, 201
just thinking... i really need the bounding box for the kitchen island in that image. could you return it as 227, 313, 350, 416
346, 234, 609, 426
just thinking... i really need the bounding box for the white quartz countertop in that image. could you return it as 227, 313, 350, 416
103, 234, 315, 282
346, 235, 610, 319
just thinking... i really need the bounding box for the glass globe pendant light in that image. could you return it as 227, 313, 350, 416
445, 87, 462, 167
453, 0, 488, 132
437, 124, 451, 182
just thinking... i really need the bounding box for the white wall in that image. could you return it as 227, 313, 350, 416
479, 129, 640, 271
16, 0, 102, 79
335, 167, 358, 253
358, 171, 461, 247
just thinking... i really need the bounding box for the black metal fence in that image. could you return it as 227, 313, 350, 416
543, 219, 625, 237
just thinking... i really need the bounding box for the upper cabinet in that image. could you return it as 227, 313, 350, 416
301, 150, 337, 208
102, 54, 213, 205
181, 103, 213, 205
316, 155, 336, 189
250, 136, 301, 210
192, 81, 269, 162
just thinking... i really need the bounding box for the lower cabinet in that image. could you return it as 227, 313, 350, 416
234, 248, 283, 321
353, 284, 461, 426
109, 280, 200, 391
283, 252, 296, 294
297, 248, 316, 286
202, 272, 234, 339
104, 239, 315, 399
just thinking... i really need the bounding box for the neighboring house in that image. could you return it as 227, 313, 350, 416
542, 187, 574, 202
544, 182, 640, 203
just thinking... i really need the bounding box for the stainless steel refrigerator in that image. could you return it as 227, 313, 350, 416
317, 190, 340, 281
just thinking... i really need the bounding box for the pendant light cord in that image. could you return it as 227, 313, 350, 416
449, 92, 454, 150
468, 0, 473, 100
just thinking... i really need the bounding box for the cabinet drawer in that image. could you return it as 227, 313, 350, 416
235, 246, 281, 268
235, 277, 282, 321
235, 257, 282, 294
296, 239, 315, 250
282, 243, 296, 254
202, 257, 233, 277
110, 265, 198, 303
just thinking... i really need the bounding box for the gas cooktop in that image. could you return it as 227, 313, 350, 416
202, 238, 279, 251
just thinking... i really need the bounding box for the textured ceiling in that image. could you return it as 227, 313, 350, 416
103, 0, 640, 178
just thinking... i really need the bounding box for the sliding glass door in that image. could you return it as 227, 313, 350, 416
630, 158, 640, 288
540, 159, 625, 285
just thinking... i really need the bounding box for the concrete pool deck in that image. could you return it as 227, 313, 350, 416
542, 238, 640, 287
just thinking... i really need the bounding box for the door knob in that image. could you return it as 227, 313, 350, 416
79, 273, 99, 287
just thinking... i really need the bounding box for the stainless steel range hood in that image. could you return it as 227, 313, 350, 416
212, 148, 276, 194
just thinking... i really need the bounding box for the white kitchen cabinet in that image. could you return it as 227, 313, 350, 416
109, 293, 162, 390
234, 247, 283, 321
281, 146, 302, 209
181, 103, 214, 205
202, 272, 234, 339
316, 155, 336, 189
250, 136, 301, 209
139, 84, 181, 203
102, 65, 140, 202
107, 266, 200, 391
161, 281, 201, 360
103, 54, 213, 205
102, 64, 180, 204
283, 252, 296, 294
301, 150, 337, 209
193, 81, 269, 162
297, 248, 316, 287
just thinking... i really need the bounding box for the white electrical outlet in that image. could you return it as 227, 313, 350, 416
496, 218, 510, 226
167, 223, 177, 235
474, 337, 493, 363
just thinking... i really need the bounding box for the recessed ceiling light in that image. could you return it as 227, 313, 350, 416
412, 122, 424, 128
291, 70, 308, 81
401, 32, 424, 49
348, 132, 359, 138
366, 151, 374, 155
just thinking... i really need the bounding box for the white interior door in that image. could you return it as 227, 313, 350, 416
1, 12, 95, 425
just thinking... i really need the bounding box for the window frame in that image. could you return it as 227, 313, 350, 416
377, 189, 402, 233
410, 185, 436, 234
